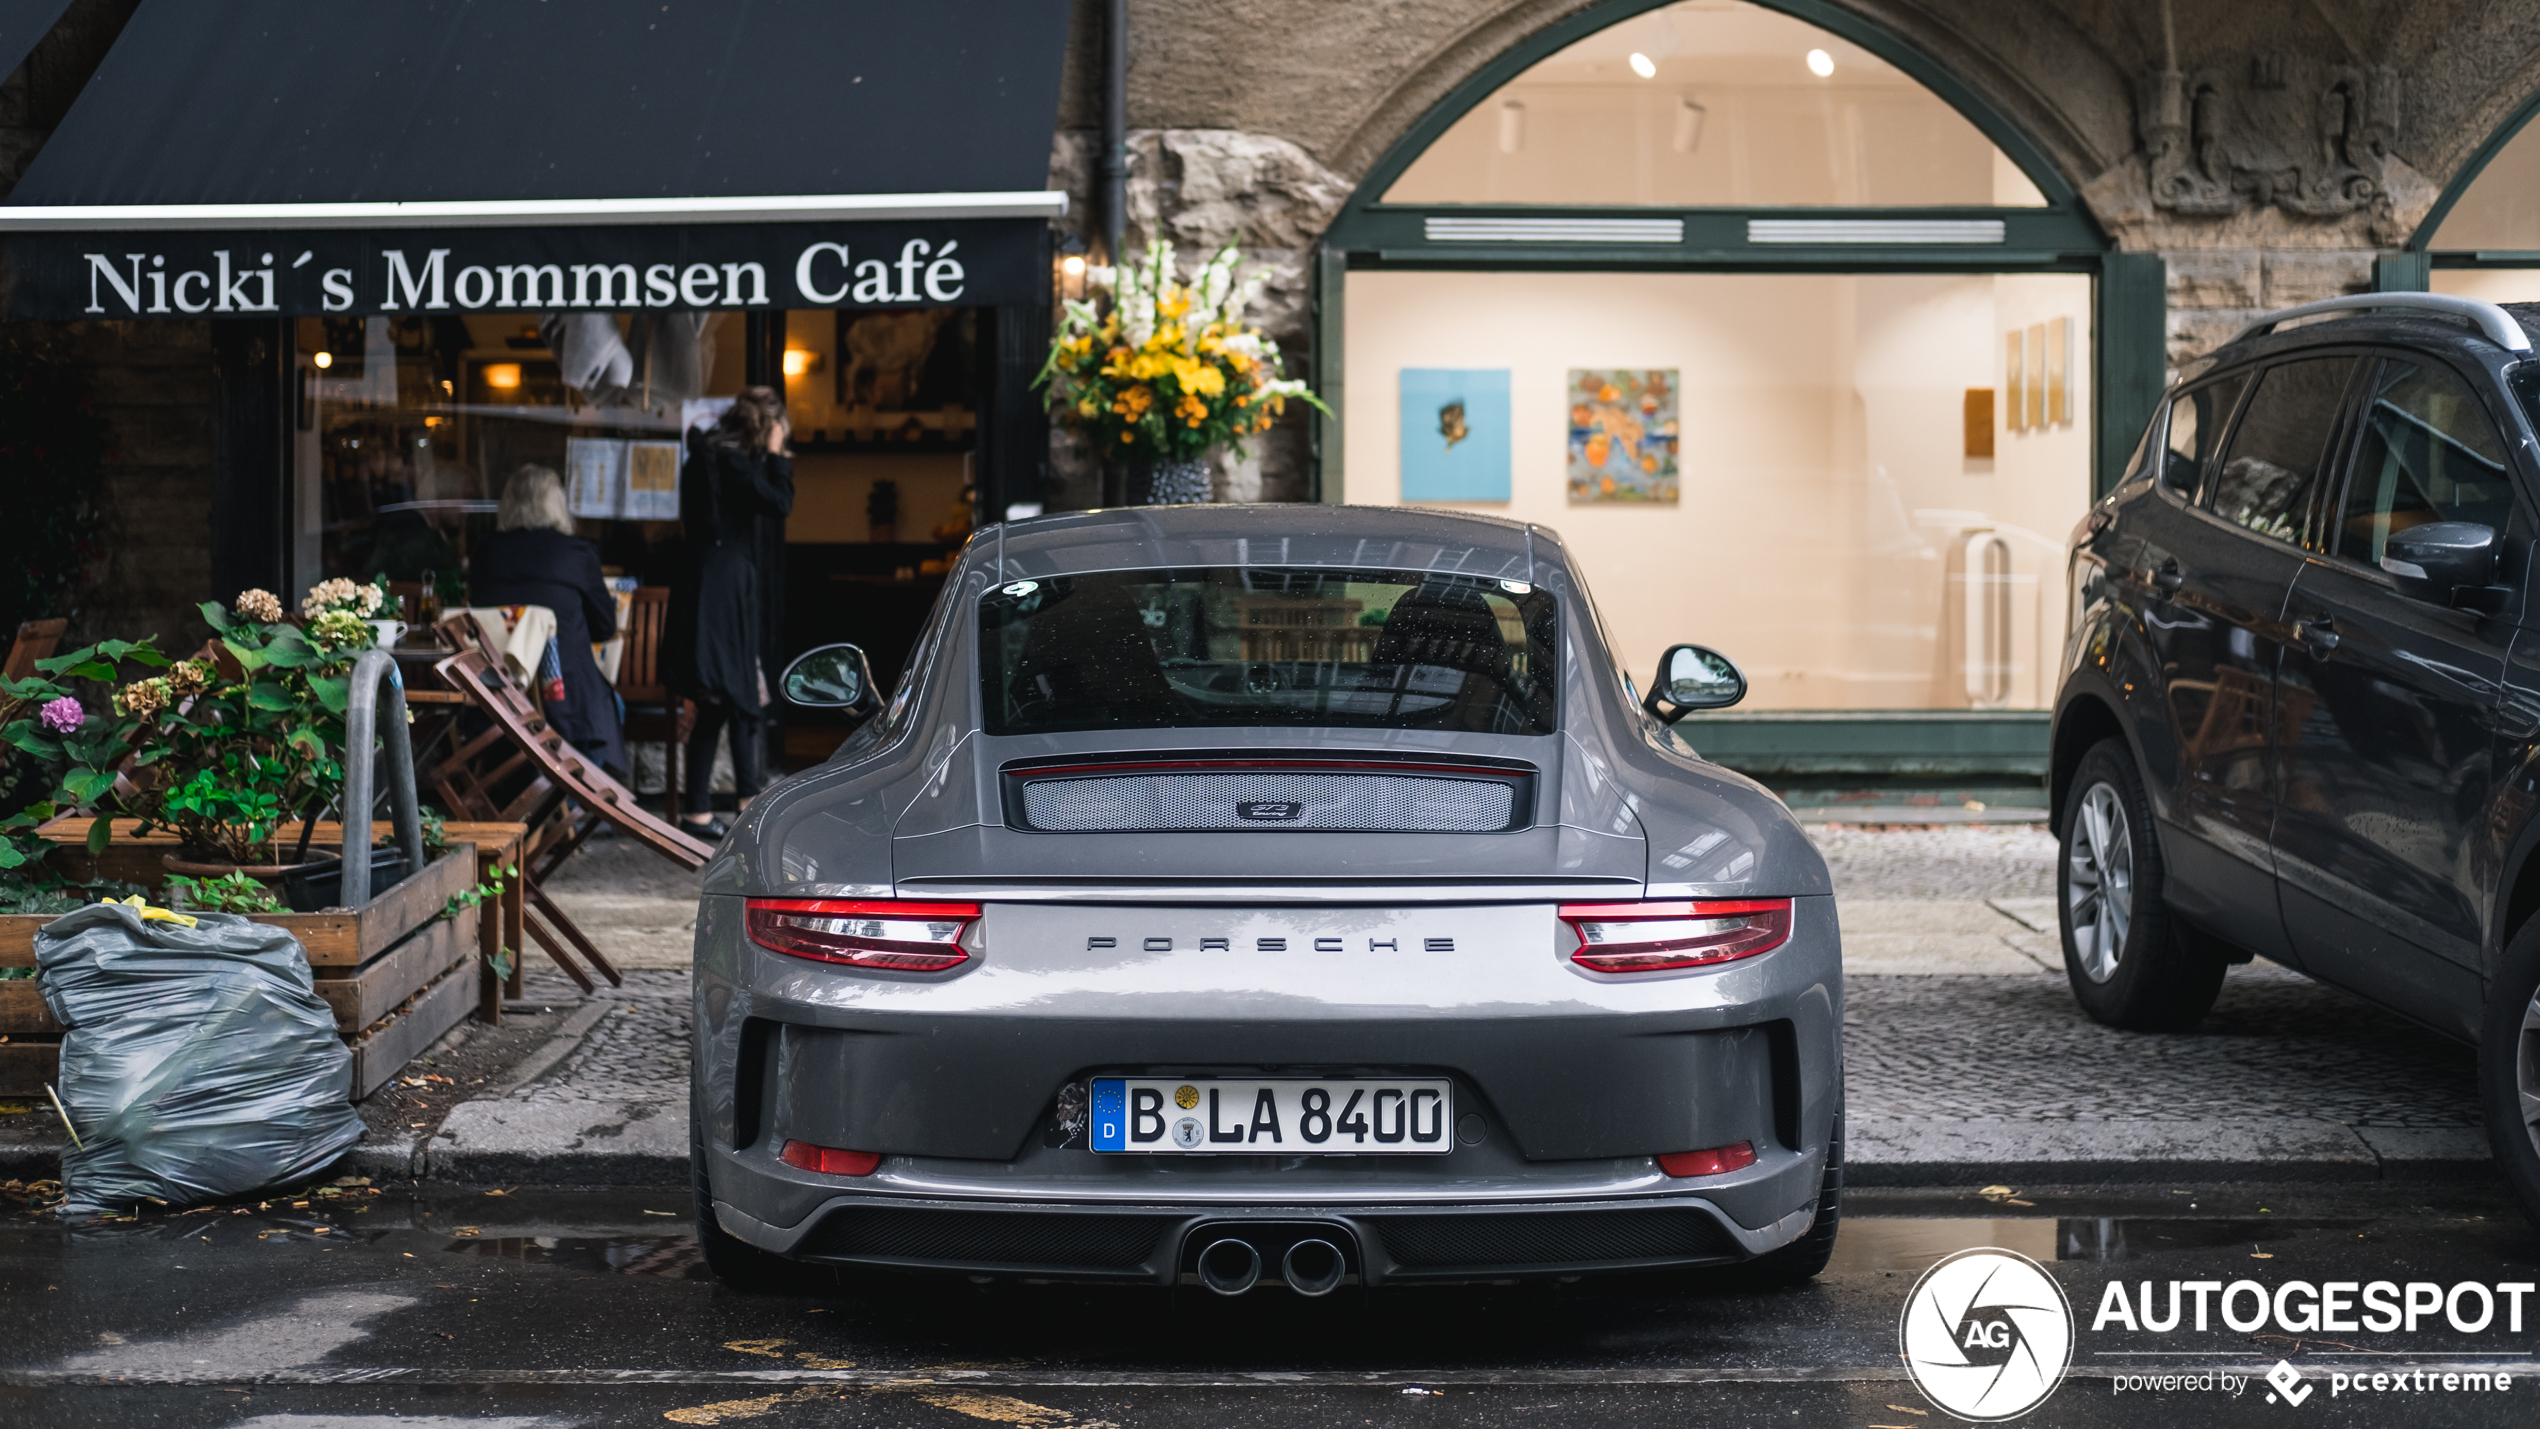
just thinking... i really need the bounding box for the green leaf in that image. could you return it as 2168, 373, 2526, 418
4, 726, 62, 758
0, 844, 22, 870
86, 814, 112, 857
198, 599, 235, 632
56, 660, 115, 682
246, 682, 295, 712
120, 644, 170, 669
306, 674, 350, 715
222, 637, 268, 673
59, 767, 119, 803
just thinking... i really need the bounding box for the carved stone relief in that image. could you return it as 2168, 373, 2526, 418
2137, 55, 2400, 219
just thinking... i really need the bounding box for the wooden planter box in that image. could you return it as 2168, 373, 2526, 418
0, 841, 483, 1101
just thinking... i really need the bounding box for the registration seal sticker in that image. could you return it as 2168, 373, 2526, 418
1175, 1085, 1200, 1109
1900, 1247, 2073, 1421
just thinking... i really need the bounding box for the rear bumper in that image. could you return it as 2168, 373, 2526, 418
712, 1188, 1818, 1285
693, 893, 1842, 1259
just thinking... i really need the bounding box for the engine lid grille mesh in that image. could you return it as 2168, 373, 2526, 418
1015, 769, 1522, 833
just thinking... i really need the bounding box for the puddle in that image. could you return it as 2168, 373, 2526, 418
1832, 1216, 2322, 1274
447, 1234, 707, 1278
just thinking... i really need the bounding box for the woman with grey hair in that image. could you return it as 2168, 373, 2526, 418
470, 463, 625, 772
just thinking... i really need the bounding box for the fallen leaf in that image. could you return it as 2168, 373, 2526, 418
662, 1387, 829, 1424
794, 1352, 857, 1369
452, 1227, 481, 1238
913, 1390, 1107, 1427
2252, 1252, 2274, 1259
1884, 1408, 1929, 1417
2006, 1198, 2035, 1207
723, 1339, 792, 1358
642, 1209, 676, 1216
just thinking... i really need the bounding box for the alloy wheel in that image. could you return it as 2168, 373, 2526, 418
2065, 781, 2133, 984
2521, 989, 2540, 1164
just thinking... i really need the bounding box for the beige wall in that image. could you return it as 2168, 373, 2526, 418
1341, 268, 2090, 709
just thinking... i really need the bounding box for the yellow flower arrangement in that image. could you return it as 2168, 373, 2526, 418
1038, 242, 1326, 464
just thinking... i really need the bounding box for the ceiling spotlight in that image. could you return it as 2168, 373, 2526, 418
1806, 48, 1835, 77
1628, 51, 1657, 78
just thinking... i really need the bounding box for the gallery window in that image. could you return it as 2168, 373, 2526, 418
2423, 111, 2540, 309
1383, 0, 2046, 208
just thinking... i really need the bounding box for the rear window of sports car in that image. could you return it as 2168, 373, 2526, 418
979, 567, 1558, 736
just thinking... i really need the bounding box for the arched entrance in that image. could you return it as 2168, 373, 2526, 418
2394, 94, 2540, 302
1312, 0, 2137, 797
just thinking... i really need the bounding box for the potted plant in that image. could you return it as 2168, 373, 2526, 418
122, 586, 365, 878
0, 638, 168, 913
1037, 241, 1325, 505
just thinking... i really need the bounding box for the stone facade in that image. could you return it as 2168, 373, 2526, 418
1046, 0, 2540, 495
3, 0, 213, 650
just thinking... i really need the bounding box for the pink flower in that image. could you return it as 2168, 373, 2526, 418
38, 695, 84, 734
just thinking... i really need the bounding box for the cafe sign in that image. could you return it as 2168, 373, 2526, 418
3, 218, 1048, 319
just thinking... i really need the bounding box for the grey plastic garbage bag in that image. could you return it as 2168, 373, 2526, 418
36, 902, 365, 1214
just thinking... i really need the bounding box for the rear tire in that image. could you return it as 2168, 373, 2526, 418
692, 1105, 826, 1294
1715, 1093, 1841, 1288
2058, 738, 2227, 1031
2478, 918, 2540, 1233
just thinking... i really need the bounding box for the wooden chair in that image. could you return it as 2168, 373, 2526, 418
614, 586, 693, 816
4, 618, 68, 682
434, 644, 715, 991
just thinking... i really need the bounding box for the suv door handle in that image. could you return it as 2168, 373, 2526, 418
2151, 560, 2184, 594
2295, 614, 2340, 653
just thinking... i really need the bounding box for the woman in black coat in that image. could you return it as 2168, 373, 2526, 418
468, 464, 626, 772
665, 386, 794, 837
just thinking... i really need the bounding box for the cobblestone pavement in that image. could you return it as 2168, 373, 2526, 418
502, 967, 691, 1106
1845, 965, 2479, 1127
472, 823, 2485, 1182
1809, 822, 2057, 900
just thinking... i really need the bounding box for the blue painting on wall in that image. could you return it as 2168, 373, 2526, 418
1399, 368, 1511, 502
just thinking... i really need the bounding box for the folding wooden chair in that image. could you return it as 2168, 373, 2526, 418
4, 618, 69, 681
614, 586, 693, 816
434, 645, 715, 993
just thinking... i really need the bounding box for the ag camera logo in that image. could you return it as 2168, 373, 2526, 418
1900, 1247, 2075, 1420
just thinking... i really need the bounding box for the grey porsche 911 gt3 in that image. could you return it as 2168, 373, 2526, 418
690, 504, 1842, 1295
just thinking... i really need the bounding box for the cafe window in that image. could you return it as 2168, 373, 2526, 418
291, 307, 985, 600
1383, 0, 2047, 208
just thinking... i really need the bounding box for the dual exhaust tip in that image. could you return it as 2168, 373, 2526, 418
1196, 1235, 1347, 1297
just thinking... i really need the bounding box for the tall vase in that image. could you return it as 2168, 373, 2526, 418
1144, 453, 1213, 506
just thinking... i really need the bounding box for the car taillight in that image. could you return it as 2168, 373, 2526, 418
744, 898, 979, 972
1558, 898, 1792, 973
780, 1140, 881, 1176
1657, 1141, 1757, 1178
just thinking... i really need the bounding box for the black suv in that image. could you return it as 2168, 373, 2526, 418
2053, 292, 2540, 1224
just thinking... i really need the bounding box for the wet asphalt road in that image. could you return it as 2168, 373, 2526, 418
5, 1182, 2539, 1428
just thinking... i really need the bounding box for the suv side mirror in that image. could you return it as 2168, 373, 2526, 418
1643, 644, 1746, 723
781, 642, 882, 718
2382, 521, 2501, 611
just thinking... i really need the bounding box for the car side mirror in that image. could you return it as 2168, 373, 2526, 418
2382, 521, 2501, 611
1643, 644, 1746, 724
781, 643, 881, 717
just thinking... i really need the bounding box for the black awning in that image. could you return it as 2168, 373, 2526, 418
0, 1, 77, 94
1, 0, 1069, 317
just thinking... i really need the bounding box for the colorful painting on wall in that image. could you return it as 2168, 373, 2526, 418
1399, 368, 1512, 501
1567, 369, 1678, 504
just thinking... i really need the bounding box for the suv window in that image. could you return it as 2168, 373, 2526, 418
2206, 356, 2358, 544
2334, 358, 2518, 567
2160, 372, 2248, 496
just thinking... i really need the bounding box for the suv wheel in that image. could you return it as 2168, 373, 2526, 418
2058, 738, 2226, 1031
2479, 919, 2540, 1232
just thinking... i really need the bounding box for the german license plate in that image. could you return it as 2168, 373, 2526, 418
1089, 1078, 1453, 1154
